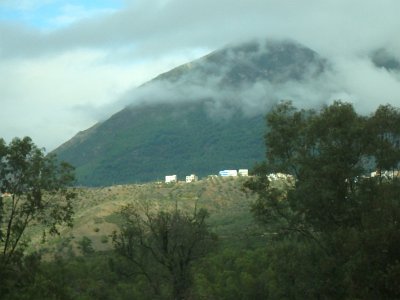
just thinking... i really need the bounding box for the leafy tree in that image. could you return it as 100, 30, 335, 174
77, 236, 95, 256
366, 104, 400, 172
245, 101, 400, 298
0, 137, 76, 296
112, 202, 217, 300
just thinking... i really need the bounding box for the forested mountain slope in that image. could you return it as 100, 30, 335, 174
54, 39, 327, 186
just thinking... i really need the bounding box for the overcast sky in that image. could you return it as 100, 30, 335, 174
1, 0, 400, 151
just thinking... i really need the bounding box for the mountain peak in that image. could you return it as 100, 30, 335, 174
153, 39, 326, 86
54, 39, 328, 186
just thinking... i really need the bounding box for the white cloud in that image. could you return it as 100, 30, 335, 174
0, 47, 206, 150
1, 0, 400, 150
48, 4, 119, 29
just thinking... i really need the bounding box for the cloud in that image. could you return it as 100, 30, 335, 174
0, 48, 197, 150
119, 40, 334, 117
0, 50, 117, 150
328, 57, 400, 113
1, 0, 400, 150
119, 38, 400, 121
124, 67, 336, 117
2, 0, 400, 59
47, 4, 118, 28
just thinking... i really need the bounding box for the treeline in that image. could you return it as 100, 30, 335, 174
1, 101, 400, 299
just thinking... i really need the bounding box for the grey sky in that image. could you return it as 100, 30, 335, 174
1, 0, 400, 150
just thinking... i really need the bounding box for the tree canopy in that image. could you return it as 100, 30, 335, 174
245, 101, 400, 298
0, 137, 76, 296
112, 202, 217, 300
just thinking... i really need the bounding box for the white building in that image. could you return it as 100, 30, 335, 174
185, 174, 198, 183
238, 169, 249, 176
371, 170, 400, 179
267, 172, 295, 182
165, 175, 177, 183
219, 170, 238, 177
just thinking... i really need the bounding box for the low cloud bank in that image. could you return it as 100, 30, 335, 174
118, 39, 400, 119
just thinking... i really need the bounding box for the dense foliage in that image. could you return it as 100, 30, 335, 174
0, 137, 76, 298
113, 203, 217, 299
245, 101, 400, 298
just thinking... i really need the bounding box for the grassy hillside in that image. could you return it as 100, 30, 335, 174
29, 176, 262, 257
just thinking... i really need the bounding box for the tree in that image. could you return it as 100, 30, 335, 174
112, 202, 217, 300
0, 137, 76, 295
245, 101, 400, 298
366, 104, 400, 172
77, 236, 95, 256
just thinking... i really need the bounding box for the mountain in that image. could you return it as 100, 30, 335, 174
154, 39, 325, 85
54, 39, 328, 186
55, 102, 265, 186
371, 48, 400, 71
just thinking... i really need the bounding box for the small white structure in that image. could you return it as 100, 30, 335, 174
219, 170, 238, 177
185, 174, 198, 183
238, 169, 249, 176
371, 171, 379, 177
267, 172, 295, 182
371, 170, 400, 179
165, 175, 177, 183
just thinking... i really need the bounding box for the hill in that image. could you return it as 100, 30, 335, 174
54, 39, 327, 186
28, 177, 261, 256
54, 102, 265, 186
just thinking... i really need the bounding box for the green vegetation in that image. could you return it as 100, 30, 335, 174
55, 102, 265, 186
0, 137, 76, 298
3, 176, 263, 299
113, 203, 217, 300
31, 176, 258, 255
245, 101, 400, 298
3, 100, 400, 299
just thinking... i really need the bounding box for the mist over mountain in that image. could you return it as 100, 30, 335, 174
54, 39, 340, 186
116, 39, 330, 115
